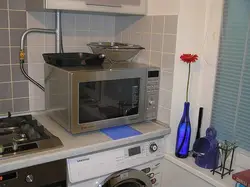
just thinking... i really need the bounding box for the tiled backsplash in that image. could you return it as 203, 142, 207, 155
0, 0, 29, 114
115, 15, 178, 124
27, 12, 115, 111
0, 2, 178, 123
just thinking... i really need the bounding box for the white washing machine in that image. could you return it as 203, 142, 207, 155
67, 137, 165, 187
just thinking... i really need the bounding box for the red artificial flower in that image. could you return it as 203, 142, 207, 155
180, 54, 198, 64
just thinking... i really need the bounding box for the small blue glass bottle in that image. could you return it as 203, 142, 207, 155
175, 102, 191, 158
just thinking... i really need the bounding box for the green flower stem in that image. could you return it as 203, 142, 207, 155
186, 63, 191, 102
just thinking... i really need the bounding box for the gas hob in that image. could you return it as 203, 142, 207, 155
0, 113, 63, 159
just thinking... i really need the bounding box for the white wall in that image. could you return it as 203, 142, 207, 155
167, 0, 224, 152
147, 0, 180, 15
160, 0, 250, 174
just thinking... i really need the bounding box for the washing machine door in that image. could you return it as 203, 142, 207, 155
101, 169, 152, 187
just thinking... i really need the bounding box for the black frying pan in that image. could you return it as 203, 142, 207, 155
43, 52, 105, 67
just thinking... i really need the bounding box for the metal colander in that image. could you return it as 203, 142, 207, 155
87, 42, 145, 63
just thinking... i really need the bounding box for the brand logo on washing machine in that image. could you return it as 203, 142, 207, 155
77, 158, 90, 162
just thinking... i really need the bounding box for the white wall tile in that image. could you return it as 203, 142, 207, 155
162, 53, 175, 71
28, 63, 44, 80
164, 15, 178, 34
152, 16, 165, 34
129, 16, 142, 33
90, 14, 105, 31
75, 13, 90, 31
75, 30, 90, 46
115, 33, 122, 42
29, 81, 45, 98
45, 12, 55, 29
157, 106, 171, 124
27, 46, 45, 63
62, 13, 75, 30
159, 89, 172, 109
150, 51, 161, 67
121, 30, 130, 43
90, 30, 105, 42
115, 16, 126, 34
76, 46, 91, 53
27, 12, 45, 29
27, 33, 45, 46
62, 30, 76, 47
114, 15, 178, 125
45, 46, 55, 53
140, 33, 151, 50
103, 16, 115, 34
64, 46, 90, 53
163, 34, 176, 53
45, 34, 55, 46
151, 34, 163, 52
130, 32, 141, 46
133, 50, 150, 65
160, 71, 174, 91
28, 78, 45, 111
101, 33, 114, 42
137, 16, 152, 33
29, 97, 45, 111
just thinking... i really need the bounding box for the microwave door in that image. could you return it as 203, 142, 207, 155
78, 78, 140, 124
79, 104, 104, 122
70, 67, 147, 133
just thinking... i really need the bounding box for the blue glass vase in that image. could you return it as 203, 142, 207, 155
175, 102, 191, 158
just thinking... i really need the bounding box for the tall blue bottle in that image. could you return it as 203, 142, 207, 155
175, 102, 191, 158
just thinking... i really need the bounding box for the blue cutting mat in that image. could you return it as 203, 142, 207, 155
100, 125, 142, 140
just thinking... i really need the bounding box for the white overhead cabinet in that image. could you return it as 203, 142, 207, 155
25, 0, 147, 15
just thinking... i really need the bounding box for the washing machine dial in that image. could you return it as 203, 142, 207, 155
25, 174, 34, 183
149, 143, 158, 153
151, 178, 157, 184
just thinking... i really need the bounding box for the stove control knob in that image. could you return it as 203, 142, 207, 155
12, 142, 18, 151
150, 143, 158, 153
26, 174, 34, 183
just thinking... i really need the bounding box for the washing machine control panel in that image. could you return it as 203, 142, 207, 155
123, 139, 163, 160
67, 138, 165, 184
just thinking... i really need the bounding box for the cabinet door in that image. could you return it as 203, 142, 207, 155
84, 0, 141, 6
120, 0, 141, 6
46, 0, 146, 15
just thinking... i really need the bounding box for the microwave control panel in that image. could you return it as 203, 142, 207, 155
146, 70, 160, 120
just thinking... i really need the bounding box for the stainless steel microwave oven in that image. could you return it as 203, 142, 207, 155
44, 63, 160, 134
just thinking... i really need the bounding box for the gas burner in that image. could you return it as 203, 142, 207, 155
13, 134, 27, 142
0, 125, 20, 135
6, 126, 19, 131
1, 126, 19, 131
0, 126, 20, 136
0, 122, 16, 128
0, 118, 23, 128
0, 130, 12, 136
0, 113, 62, 159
